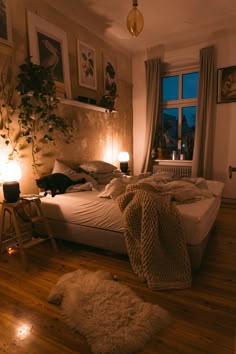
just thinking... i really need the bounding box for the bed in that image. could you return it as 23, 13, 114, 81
36, 160, 225, 272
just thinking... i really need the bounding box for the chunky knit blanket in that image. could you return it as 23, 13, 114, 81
117, 183, 192, 291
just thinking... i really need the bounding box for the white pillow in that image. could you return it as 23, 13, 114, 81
52, 160, 98, 188
98, 178, 127, 199
98, 176, 140, 199
98, 172, 153, 199
89, 170, 122, 185
79, 160, 117, 173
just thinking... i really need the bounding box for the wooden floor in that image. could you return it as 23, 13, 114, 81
0, 203, 235, 354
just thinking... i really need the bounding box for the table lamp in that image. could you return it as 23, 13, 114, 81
2, 159, 22, 203
118, 152, 130, 173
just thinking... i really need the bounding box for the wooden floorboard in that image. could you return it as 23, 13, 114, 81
0, 203, 235, 354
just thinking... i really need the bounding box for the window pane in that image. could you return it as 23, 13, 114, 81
181, 106, 196, 159
162, 76, 179, 101
159, 108, 178, 158
182, 72, 199, 99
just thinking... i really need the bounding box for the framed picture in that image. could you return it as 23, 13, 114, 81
103, 55, 117, 96
77, 41, 97, 90
27, 11, 71, 99
217, 66, 236, 103
0, 0, 12, 46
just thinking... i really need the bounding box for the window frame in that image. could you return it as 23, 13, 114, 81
160, 66, 199, 157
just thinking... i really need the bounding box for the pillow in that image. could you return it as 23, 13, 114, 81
90, 172, 114, 185
98, 175, 146, 199
98, 177, 132, 199
79, 160, 117, 173
98, 172, 154, 199
52, 160, 98, 189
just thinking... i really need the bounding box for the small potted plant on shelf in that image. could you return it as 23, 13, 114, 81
99, 91, 118, 112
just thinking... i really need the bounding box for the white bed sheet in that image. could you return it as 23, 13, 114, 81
41, 190, 124, 232
40, 180, 224, 246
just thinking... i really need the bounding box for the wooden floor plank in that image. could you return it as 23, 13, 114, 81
0, 203, 235, 354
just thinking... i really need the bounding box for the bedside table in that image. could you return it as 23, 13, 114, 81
0, 197, 57, 269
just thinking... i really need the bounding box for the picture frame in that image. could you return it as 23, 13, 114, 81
27, 11, 71, 99
217, 66, 236, 104
103, 55, 117, 96
0, 0, 12, 46
77, 40, 97, 90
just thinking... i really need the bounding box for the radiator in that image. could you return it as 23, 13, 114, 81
153, 164, 192, 177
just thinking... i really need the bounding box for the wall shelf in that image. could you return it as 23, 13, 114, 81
60, 99, 109, 113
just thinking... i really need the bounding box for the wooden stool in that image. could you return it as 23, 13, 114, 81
0, 197, 57, 269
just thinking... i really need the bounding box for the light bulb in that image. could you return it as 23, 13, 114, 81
126, 0, 144, 37
3, 159, 22, 182
118, 152, 129, 162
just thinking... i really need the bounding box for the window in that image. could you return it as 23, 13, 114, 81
157, 69, 199, 160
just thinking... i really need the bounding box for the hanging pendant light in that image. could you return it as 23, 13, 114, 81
126, 0, 144, 37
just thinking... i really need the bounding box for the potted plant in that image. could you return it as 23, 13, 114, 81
99, 92, 118, 112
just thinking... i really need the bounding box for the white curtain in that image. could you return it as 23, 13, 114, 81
192, 46, 216, 179
141, 58, 161, 173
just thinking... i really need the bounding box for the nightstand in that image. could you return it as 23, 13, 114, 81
0, 197, 57, 269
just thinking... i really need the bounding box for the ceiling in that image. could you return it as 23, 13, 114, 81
46, 0, 236, 54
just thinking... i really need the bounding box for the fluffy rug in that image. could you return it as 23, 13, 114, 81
48, 268, 171, 354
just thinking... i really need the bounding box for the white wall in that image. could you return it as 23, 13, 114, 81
214, 33, 236, 198
133, 32, 236, 198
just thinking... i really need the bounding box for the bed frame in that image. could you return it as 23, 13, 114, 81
36, 217, 214, 270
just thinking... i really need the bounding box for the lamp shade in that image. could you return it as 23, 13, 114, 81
118, 152, 130, 162
3, 160, 22, 181
2, 160, 22, 203
126, 0, 144, 37
118, 152, 130, 173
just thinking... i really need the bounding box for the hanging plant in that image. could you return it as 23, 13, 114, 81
15, 58, 73, 175
0, 59, 17, 158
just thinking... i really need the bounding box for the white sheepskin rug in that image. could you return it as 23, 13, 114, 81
48, 268, 171, 354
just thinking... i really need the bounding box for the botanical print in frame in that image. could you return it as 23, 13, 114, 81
77, 41, 97, 90
0, 0, 12, 46
217, 66, 236, 103
103, 55, 117, 96
27, 11, 71, 99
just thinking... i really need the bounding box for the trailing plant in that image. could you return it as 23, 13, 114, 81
0, 59, 17, 158
15, 58, 73, 175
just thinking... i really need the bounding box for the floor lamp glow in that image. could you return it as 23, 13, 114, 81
2, 159, 22, 203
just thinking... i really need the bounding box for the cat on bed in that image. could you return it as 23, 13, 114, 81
36, 173, 86, 197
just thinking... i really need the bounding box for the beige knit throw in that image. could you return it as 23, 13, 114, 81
117, 183, 192, 291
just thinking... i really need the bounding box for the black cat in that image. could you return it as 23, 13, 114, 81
36, 173, 86, 197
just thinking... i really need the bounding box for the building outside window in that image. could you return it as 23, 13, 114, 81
157, 69, 199, 160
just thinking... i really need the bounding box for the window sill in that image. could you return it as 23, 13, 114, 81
60, 99, 116, 113
154, 159, 192, 167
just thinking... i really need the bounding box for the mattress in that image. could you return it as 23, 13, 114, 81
39, 180, 224, 247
